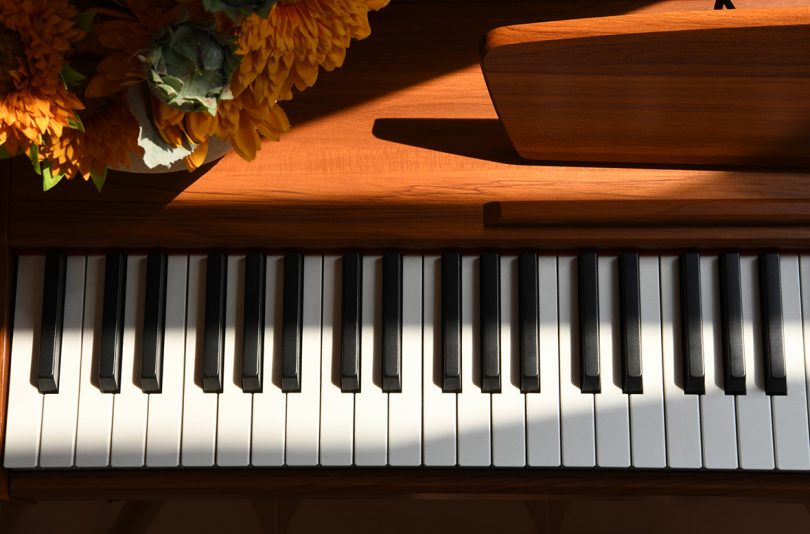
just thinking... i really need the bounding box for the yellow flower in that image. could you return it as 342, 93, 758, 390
231, 0, 389, 104
0, 0, 85, 156
39, 92, 143, 181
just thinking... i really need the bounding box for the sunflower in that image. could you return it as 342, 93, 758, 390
39, 91, 143, 181
0, 0, 85, 156
230, 0, 389, 104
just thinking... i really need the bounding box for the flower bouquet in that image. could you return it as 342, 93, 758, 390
0, 0, 388, 190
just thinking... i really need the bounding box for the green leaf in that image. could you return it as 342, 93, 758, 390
28, 144, 41, 175
61, 64, 86, 87
67, 113, 85, 132
0, 145, 11, 159
75, 10, 96, 32
41, 162, 64, 191
90, 168, 107, 192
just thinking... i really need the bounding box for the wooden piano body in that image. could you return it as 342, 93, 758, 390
3, 0, 810, 502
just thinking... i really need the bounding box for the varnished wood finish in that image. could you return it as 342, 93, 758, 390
481, 8, 810, 167
0, 161, 11, 500
11, 469, 810, 501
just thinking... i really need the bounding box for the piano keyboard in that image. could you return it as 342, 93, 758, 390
5, 251, 810, 470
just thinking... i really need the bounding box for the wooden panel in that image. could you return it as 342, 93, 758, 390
8, 0, 810, 251
9, 469, 810, 501
481, 8, 810, 166
0, 159, 11, 499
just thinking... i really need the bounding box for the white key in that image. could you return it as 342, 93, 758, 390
75, 255, 114, 467
181, 255, 218, 466
145, 256, 188, 467
252, 255, 286, 466
699, 255, 738, 469
735, 255, 774, 470
559, 256, 596, 467
4, 256, 46, 468
110, 255, 148, 467
39, 256, 86, 468
630, 257, 667, 468
285, 255, 322, 466
457, 255, 491, 466
388, 256, 423, 466
491, 255, 525, 467
216, 255, 253, 466
660, 256, 702, 469
772, 255, 810, 470
319, 255, 353, 466
594, 256, 630, 468
422, 255, 457, 466
527, 256, 561, 467
354, 255, 387, 466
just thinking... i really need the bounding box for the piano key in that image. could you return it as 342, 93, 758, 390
559, 255, 596, 467
735, 255, 774, 470
354, 255, 388, 466
251, 255, 286, 466
382, 252, 403, 393
285, 255, 323, 465
110, 255, 148, 467
491, 255, 526, 466
319, 255, 353, 466
699, 255, 738, 469
281, 252, 304, 393
679, 252, 705, 395
203, 252, 226, 393
39, 256, 86, 467
594, 256, 630, 468
99, 251, 126, 393
619, 252, 643, 394
38, 251, 66, 394
526, 256, 561, 467
480, 253, 501, 393
141, 252, 167, 394
518, 253, 540, 392
181, 255, 218, 467
75, 255, 114, 467
422, 255, 457, 466
340, 251, 362, 393
4, 256, 46, 468
241, 251, 265, 393
145, 256, 188, 467
719, 253, 746, 395
442, 252, 462, 393
660, 256, 702, 469
771, 255, 810, 470
760, 253, 787, 396
458, 255, 491, 466
388, 255, 423, 466
629, 256, 666, 468
578, 252, 600, 393
216, 255, 253, 467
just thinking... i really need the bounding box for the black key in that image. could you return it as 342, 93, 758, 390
578, 252, 600, 393
518, 253, 540, 393
760, 253, 787, 396
720, 253, 746, 395
679, 253, 705, 395
281, 252, 304, 392
480, 253, 501, 393
99, 251, 127, 393
341, 252, 362, 392
141, 252, 167, 394
620, 252, 643, 394
38, 251, 66, 394
442, 252, 462, 393
382, 253, 403, 392
203, 252, 227, 393
242, 252, 265, 393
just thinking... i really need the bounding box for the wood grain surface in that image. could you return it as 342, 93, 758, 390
481, 8, 810, 166
0, 160, 11, 500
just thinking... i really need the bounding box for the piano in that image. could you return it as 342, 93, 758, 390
3, 0, 810, 503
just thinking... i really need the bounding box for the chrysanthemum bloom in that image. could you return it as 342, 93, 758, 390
39, 92, 143, 181
230, 0, 389, 104
0, 0, 85, 156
